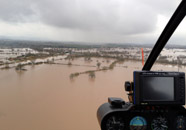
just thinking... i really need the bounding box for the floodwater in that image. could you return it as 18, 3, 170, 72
0, 58, 185, 130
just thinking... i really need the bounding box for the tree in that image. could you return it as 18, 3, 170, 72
15, 63, 25, 71
97, 62, 101, 68
4, 62, 10, 69
89, 71, 95, 78
69, 73, 80, 79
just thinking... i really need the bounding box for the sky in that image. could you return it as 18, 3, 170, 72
0, 0, 185, 44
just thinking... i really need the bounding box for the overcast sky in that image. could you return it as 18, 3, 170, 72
0, 0, 185, 44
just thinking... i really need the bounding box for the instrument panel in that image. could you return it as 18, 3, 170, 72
103, 113, 186, 130
98, 103, 186, 130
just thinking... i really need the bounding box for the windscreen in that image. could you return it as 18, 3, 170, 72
142, 77, 174, 101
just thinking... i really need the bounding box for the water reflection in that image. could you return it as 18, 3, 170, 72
15, 70, 25, 76
88, 77, 96, 82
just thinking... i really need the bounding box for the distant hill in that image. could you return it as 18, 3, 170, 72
0, 39, 185, 50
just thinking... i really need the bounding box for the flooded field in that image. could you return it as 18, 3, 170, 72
0, 58, 185, 130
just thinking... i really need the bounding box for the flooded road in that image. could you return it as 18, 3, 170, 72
0, 58, 185, 130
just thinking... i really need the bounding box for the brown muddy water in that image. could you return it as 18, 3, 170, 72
0, 58, 185, 130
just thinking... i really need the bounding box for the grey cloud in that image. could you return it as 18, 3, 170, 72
0, 0, 181, 36
142, 0, 179, 15
34, 0, 159, 35
0, 0, 36, 22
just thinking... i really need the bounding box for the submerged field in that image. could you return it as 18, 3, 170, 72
0, 57, 185, 130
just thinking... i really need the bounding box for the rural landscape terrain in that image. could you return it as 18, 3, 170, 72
1, 39, 186, 77
0, 39, 186, 130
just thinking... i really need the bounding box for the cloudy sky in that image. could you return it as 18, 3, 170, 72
0, 0, 185, 44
